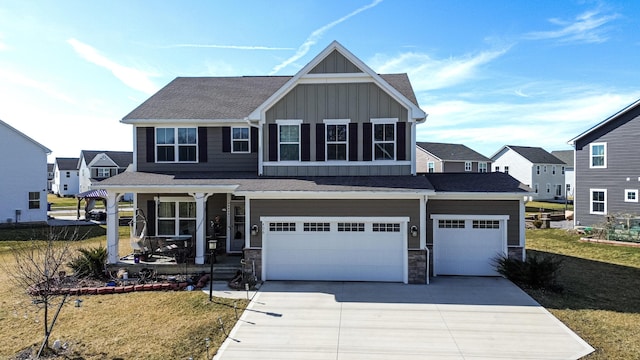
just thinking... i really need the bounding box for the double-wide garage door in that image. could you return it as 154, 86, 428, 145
432, 215, 508, 276
262, 217, 408, 283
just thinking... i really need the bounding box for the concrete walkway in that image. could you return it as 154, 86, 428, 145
215, 278, 594, 360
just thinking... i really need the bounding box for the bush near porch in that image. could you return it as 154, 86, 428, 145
524, 228, 640, 359
0, 225, 247, 359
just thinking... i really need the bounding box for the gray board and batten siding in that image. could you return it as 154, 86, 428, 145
426, 199, 521, 247
249, 198, 421, 249
309, 49, 364, 74
574, 104, 640, 227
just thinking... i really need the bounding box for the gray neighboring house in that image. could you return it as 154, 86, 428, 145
550, 150, 574, 200
491, 145, 567, 201
98, 41, 530, 283
78, 150, 133, 201
569, 98, 640, 227
416, 142, 492, 173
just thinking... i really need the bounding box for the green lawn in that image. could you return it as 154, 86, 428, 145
525, 228, 640, 359
525, 200, 573, 213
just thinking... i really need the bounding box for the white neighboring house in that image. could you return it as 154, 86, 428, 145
551, 150, 575, 201
78, 150, 133, 201
52, 157, 79, 197
491, 145, 567, 201
0, 119, 51, 224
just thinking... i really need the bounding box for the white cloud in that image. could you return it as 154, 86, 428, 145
524, 9, 620, 44
269, 0, 383, 74
0, 68, 75, 103
67, 38, 159, 94
369, 48, 509, 92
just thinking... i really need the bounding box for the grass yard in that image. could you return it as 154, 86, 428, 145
0, 225, 247, 359
525, 228, 640, 359
525, 200, 573, 213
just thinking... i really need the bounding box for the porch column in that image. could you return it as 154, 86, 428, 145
106, 191, 123, 264
190, 192, 212, 264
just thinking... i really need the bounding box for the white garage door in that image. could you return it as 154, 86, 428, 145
262, 217, 408, 283
432, 215, 508, 276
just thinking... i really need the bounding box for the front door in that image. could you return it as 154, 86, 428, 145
229, 201, 245, 252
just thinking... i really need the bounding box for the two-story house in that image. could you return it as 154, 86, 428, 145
52, 157, 79, 197
491, 145, 566, 201
0, 119, 51, 224
550, 150, 575, 201
416, 142, 491, 173
99, 41, 529, 283
569, 98, 640, 227
78, 150, 133, 201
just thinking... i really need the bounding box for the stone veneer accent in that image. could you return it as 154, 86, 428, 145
243, 248, 262, 279
408, 249, 428, 284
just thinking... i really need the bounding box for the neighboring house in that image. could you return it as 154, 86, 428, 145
0, 119, 51, 224
491, 145, 566, 201
78, 150, 133, 201
52, 157, 79, 197
569, 98, 640, 227
99, 41, 530, 283
416, 142, 492, 173
47, 163, 54, 193
551, 150, 575, 200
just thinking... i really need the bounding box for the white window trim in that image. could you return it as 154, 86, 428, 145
536, 165, 540, 175
155, 127, 198, 163
464, 161, 472, 172
590, 142, 607, 169
155, 197, 196, 237
546, 183, 551, 193
552, 165, 556, 175
625, 189, 638, 203
96, 167, 111, 177
478, 162, 487, 173
504, 166, 509, 174
427, 161, 435, 173
276, 119, 303, 162
534, 183, 539, 193
371, 118, 397, 161
231, 126, 250, 154
590, 188, 607, 215
323, 119, 350, 161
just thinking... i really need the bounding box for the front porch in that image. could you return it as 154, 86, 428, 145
106, 252, 245, 279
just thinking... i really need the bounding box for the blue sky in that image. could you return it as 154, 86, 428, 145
1, 0, 639, 161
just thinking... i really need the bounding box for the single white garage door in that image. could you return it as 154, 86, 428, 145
432, 215, 508, 276
262, 217, 408, 283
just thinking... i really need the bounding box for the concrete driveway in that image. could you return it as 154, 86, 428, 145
214, 277, 594, 360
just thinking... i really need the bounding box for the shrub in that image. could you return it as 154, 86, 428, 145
494, 254, 562, 291
68, 246, 107, 279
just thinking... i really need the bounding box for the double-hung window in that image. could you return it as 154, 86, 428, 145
590, 143, 606, 168
278, 120, 301, 161
372, 119, 396, 160
156, 127, 197, 162
590, 189, 606, 214
96, 168, 111, 178
157, 199, 196, 236
504, 166, 509, 174
28, 192, 40, 209
478, 162, 487, 173
232, 127, 250, 153
427, 162, 435, 173
325, 120, 348, 161
465, 161, 472, 172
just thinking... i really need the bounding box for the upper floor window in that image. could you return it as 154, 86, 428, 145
536, 165, 540, 175
561, 166, 565, 175
28, 192, 40, 209
478, 162, 487, 173
590, 143, 606, 168
232, 127, 250, 153
590, 189, 606, 214
543, 165, 547, 173
278, 121, 301, 161
372, 119, 396, 160
552, 166, 556, 175
156, 127, 197, 162
66, 171, 70, 178
96, 168, 111, 177
464, 161, 472, 171
325, 120, 348, 161
427, 162, 435, 173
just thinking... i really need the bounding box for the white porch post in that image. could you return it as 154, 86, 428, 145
191, 192, 211, 264
106, 191, 122, 264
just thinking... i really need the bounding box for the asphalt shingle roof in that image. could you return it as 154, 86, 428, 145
424, 172, 531, 193
503, 146, 565, 165
56, 157, 79, 171
123, 74, 420, 120
417, 142, 490, 162
79, 150, 133, 168
550, 150, 573, 167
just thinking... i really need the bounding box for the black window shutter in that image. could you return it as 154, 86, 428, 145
146, 127, 155, 162
146, 200, 156, 236
348, 123, 358, 161
222, 127, 231, 153
315, 124, 325, 161
363, 122, 372, 161
268, 124, 278, 161
301, 124, 311, 161
396, 122, 406, 161
251, 127, 259, 153
198, 127, 208, 162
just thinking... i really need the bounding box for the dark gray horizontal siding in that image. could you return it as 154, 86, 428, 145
250, 198, 421, 248
136, 127, 257, 173
575, 110, 640, 226
426, 200, 520, 246
262, 165, 411, 176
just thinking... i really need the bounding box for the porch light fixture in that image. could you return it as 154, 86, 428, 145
251, 224, 259, 236
410, 225, 419, 238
